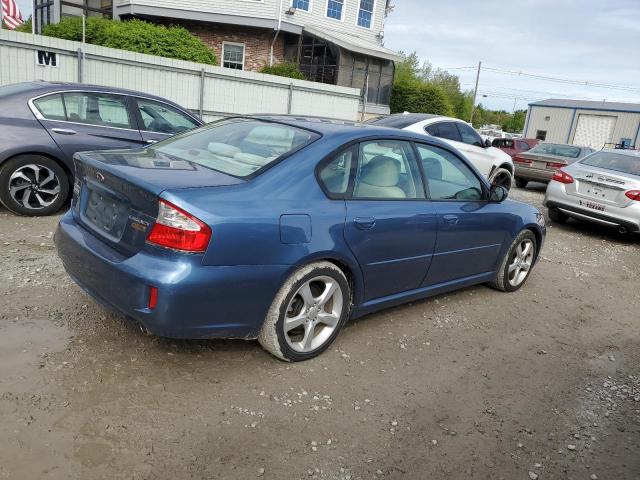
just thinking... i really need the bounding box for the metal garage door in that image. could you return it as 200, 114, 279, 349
572, 114, 616, 149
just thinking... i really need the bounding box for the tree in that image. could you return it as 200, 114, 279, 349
43, 17, 217, 65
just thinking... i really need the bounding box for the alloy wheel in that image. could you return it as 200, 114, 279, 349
507, 238, 534, 287
283, 275, 344, 353
9, 164, 61, 210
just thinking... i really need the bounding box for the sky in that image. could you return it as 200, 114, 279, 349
12, 0, 640, 112
383, 0, 640, 111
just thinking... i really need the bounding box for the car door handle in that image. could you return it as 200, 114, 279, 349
145, 139, 158, 144
354, 217, 376, 230
51, 128, 77, 135
443, 214, 459, 225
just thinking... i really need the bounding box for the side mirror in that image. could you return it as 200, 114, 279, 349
484, 139, 492, 148
489, 184, 508, 202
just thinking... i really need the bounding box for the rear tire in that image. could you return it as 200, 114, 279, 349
548, 207, 568, 224
258, 261, 351, 362
0, 155, 69, 216
489, 230, 537, 292
515, 177, 528, 189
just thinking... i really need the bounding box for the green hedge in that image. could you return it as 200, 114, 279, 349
390, 83, 453, 116
259, 62, 306, 80
43, 17, 217, 65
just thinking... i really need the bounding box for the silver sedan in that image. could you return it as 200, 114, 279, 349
544, 149, 640, 234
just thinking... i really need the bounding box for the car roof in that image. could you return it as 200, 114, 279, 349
244, 114, 456, 148
366, 113, 444, 129
0, 81, 189, 109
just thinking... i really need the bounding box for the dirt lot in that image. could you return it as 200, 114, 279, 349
0, 184, 638, 480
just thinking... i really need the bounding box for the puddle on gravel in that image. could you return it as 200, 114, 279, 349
0, 319, 71, 392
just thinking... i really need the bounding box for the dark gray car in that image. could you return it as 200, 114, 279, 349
0, 82, 203, 216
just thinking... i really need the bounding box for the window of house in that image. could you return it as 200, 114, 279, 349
326, 0, 344, 20
292, 0, 310, 11
222, 43, 245, 70
535, 130, 547, 141
60, 0, 113, 19
34, 0, 55, 34
357, 0, 374, 28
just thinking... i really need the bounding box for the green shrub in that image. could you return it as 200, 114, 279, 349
390, 83, 453, 116
260, 62, 306, 80
43, 17, 217, 65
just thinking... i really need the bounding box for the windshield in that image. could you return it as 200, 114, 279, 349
529, 143, 581, 158
150, 118, 319, 178
580, 152, 640, 176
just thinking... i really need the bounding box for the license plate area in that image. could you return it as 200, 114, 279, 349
579, 199, 605, 212
84, 188, 128, 238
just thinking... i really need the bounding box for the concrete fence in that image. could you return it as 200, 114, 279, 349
0, 30, 362, 122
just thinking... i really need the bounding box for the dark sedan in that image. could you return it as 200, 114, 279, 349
0, 82, 203, 216
55, 116, 546, 361
513, 142, 595, 188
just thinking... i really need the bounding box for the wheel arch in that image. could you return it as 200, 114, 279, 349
499, 162, 514, 175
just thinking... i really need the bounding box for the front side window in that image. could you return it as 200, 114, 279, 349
536, 130, 547, 141
33, 94, 66, 121
327, 0, 344, 20
416, 144, 484, 201
516, 141, 531, 151
456, 122, 484, 147
63, 92, 132, 129
292, 0, 310, 11
151, 119, 319, 178
136, 99, 199, 135
353, 140, 424, 199
357, 0, 374, 28
318, 146, 354, 197
222, 43, 244, 70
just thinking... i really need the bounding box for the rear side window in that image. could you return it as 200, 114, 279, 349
33, 94, 66, 121
428, 122, 462, 142
63, 93, 132, 129
318, 147, 355, 197
353, 140, 424, 200
136, 98, 199, 135
152, 118, 319, 178
517, 141, 531, 151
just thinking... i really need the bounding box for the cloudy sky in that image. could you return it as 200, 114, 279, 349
13, 0, 640, 111
384, 0, 640, 110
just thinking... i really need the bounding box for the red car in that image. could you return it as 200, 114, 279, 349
492, 138, 540, 158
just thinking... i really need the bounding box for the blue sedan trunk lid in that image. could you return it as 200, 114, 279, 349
72, 148, 243, 256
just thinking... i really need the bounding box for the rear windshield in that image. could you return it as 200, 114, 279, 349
529, 143, 581, 158
150, 118, 319, 178
580, 152, 640, 176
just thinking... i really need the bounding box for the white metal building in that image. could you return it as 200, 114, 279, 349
523, 99, 640, 150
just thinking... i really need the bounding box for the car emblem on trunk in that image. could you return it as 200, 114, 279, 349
96, 171, 105, 183
585, 173, 593, 178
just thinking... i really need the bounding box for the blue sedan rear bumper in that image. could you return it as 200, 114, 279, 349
55, 211, 289, 339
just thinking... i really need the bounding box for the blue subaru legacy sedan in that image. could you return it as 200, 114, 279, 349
55, 116, 546, 361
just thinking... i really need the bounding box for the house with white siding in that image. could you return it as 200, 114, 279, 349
34, 0, 401, 115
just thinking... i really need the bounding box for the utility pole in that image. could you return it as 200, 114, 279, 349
469, 61, 481, 125
512, 97, 517, 113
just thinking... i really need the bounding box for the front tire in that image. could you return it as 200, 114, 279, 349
490, 167, 513, 190
489, 230, 537, 292
258, 261, 351, 362
0, 155, 69, 216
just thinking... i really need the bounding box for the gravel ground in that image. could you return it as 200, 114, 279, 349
0, 183, 638, 480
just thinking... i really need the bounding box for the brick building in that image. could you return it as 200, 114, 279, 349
34, 0, 401, 115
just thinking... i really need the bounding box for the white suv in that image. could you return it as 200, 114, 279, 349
369, 113, 514, 188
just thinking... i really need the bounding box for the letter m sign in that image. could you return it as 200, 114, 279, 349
36, 50, 58, 67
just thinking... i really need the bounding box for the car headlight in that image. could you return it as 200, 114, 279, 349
536, 212, 545, 227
